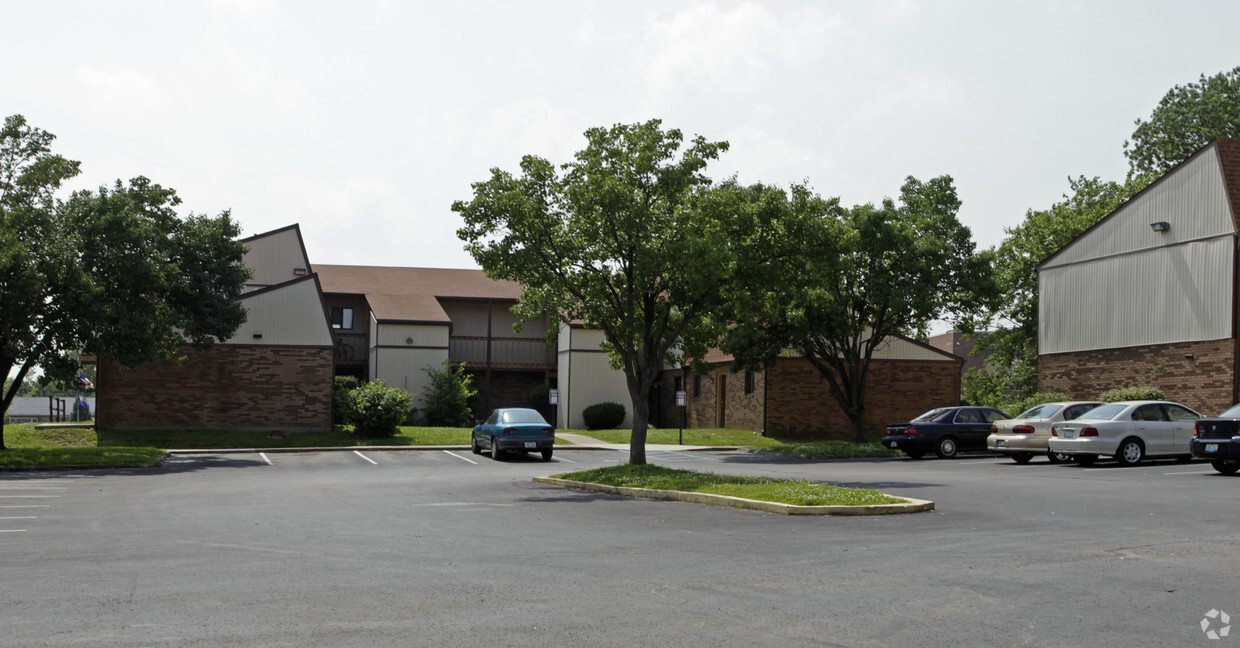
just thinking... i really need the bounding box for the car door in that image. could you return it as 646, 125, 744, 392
953, 408, 990, 451
1163, 404, 1200, 455
1131, 404, 1172, 456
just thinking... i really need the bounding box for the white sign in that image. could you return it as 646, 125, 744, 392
548, 389, 560, 405
675, 390, 686, 407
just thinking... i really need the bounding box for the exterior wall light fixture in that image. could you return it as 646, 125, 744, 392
406, 336, 414, 345
293, 267, 308, 276
1150, 221, 1170, 232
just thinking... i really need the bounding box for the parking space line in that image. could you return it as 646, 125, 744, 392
353, 450, 378, 465
0, 486, 68, 490
0, 495, 60, 499
0, 529, 27, 533
443, 451, 478, 464
0, 505, 49, 509
0, 516, 36, 520
552, 456, 576, 463
258, 452, 273, 465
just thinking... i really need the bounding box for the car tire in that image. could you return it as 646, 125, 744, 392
491, 438, 504, 461
935, 437, 959, 459
1075, 454, 1098, 466
471, 437, 481, 455
1011, 452, 1034, 464
1047, 451, 1072, 464
1212, 460, 1239, 475
541, 449, 553, 461
905, 449, 925, 460
1114, 438, 1144, 467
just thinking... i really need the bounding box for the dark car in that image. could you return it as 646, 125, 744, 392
882, 406, 1010, 459
1190, 403, 1240, 474
471, 407, 555, 461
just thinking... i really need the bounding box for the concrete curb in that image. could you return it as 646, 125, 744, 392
164, 444, 739, 454
531, 476, 935, 516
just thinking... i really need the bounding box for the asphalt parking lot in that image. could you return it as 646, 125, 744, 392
2, 447, 1237, 647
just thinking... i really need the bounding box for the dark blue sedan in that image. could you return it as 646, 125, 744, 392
471, 408, 555, 461
882, 406, 1010, 459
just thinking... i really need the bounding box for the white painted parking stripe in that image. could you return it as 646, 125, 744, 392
0, 495, 59, 498
0, 529, 27, 533
0, 486, 68, 490
258, 452, 272, 465
0, 516, 36, 520
552, 456, 576, 463
0, 505, 49, 509
353, 450, 378, 465
443, 450, 477, 465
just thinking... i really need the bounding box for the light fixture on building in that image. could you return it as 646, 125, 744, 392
1185, 352, 1195, 359
293, 267, 308, 276
1150, 221, 1170, 232
406, 336, 414, 345
253, 332, 263, 340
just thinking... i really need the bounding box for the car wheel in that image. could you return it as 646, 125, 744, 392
934, 437, 959, 459
1011, 452, 1034, 464
541, 449, 553, 461
1114, 438, 1144, 467
491, 438, 504, 461
1212, 460, 1240, 475
470, 436, 481, 455
1075, 454, 1098, 466
905, 449, 925, 459
1046, 451, 1072, 464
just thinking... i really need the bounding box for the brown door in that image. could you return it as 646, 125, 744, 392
716, 374, 727, 427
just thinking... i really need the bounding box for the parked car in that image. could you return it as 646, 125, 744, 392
1189, 403, 1240, 475
1048, 400, 1200, 466
471, 407, 555, 461
987, 401, 1105, 463
882, 406, 1010, 459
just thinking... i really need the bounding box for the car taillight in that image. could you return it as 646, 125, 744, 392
904, 426, 919, 436
1014, 425, 1035, 434
1050, 427, 1057, 437
502, 427, 518, 435
1194, 421, 1200, 437
1081, 427, 1099, 437
990, 424, 998, 434
543, 427, 555, 435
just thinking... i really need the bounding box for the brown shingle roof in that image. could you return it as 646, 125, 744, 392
313, 264, 521, 323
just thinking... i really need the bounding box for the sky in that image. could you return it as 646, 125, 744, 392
2, 0, 1238, 272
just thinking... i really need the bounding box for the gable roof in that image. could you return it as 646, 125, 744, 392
312, 265, 522, 324
1037, 138, 1240, 272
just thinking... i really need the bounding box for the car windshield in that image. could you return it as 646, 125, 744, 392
501, 409, 547, 424
1016, 404, 1062, 420
1075, 404, 1125, 421
1219, 404, 1240, 418
911, 408, 953, 423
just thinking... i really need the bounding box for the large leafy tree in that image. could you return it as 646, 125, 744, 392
0, 115, 249, 449
454, 120, 791, 464
1124, 65, 1240, 176
722, 176, 995, 443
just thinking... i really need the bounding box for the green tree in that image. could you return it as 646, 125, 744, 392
723, 176, 995, 443
1124, 66, 1240, 176
421, 360, 478, 427
0, 114, 249, 449
454, 120, 786, 464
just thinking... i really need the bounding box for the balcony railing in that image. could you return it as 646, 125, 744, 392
333, 334, 367, 364
450, 336, 556, 369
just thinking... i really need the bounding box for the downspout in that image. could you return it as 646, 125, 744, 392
485, 299, 493, 415
1233, 234, 1240, 406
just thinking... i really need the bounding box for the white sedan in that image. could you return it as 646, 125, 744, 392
1048, 400, 1201, 466
988, 401, 1104, 463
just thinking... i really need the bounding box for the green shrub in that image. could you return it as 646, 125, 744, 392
421, 361, 477, 427
333, 376, 361, 424
1011, 392, 1071, 416
346, 381, 413, 438
1099, 386, 1165, 403
583, 402, 626, 430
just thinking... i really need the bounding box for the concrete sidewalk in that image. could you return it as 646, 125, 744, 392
554, 432, 732, 452
167, 432, 732, 455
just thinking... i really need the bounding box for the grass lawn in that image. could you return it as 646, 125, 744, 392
578, 427, 898, 458
553, 464, 905, 506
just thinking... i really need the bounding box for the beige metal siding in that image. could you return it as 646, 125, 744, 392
226, 279, 332, 346
1043, 149, 1234, 269
440, 301, 547, 338
242, 228, 311, 290
1040, 237, 1234, 353
376, 323, 450, 348
373, 348, 451, 404
870, 334, 955, 361
556, 324, 631, 429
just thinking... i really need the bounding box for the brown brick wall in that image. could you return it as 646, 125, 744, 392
659, 357, 960, 440
97, 345, 334, 433
1039, 339, 1236, 416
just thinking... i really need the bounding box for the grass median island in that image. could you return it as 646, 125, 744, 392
1, 423, 165, 469
552, 464, 905, 507
578, 427, 898, 458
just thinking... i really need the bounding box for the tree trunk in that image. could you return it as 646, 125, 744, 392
627, 379, 651, 465
848, 409, 867, 444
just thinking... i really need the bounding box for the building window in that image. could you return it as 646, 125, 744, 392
331, 307, 354, 330
744, 371, 755, 395
693, 375, 702, 398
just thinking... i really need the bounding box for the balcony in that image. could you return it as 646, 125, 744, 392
450, 336, 556, 370
333, 334, 367, 365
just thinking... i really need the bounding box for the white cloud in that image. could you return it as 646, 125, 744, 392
73, 67, 167, 120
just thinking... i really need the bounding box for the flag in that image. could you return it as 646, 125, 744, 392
78, 371, 94, 391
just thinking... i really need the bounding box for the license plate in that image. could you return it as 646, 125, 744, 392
1062, 430, 1076, 439
524, 441, 537, 449
887, 441, 898, 448
1206, 444, 1219, 453
997, 440, 1005, 448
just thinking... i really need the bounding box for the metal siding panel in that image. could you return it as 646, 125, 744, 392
376, 324, 449, 347
1040, 237, 1233, 353
566, 350, 631, 429
871, 336, 954, 361
440, 301, 546, 338
227, 280, 332, 346
242, 228, 309, 289
375, 348, 450, 401
1045, 150, 1233, 269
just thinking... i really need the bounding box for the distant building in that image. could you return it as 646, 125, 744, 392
927, 331, 991, 379
4, 396, 96, 424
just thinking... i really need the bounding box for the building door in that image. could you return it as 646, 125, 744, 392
716, 374, 727, 427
